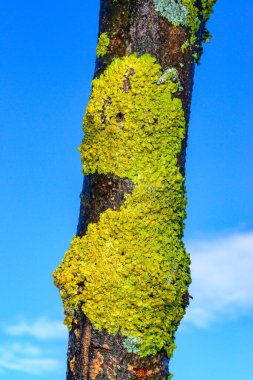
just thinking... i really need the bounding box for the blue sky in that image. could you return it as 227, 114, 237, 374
0, 0, 252, 379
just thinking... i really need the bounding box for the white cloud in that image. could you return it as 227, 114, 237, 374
4, 317, 67, 340
0, 318, 67, 375
0, 342, 61, 375
184, 231, 253, 327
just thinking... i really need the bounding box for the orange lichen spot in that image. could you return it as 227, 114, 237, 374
90, 352, 104, 380
133, 367, 148, 378
102, 344, 110, 350
69, 356, 76, 373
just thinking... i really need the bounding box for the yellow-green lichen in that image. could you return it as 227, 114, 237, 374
96, 32, 110, 58
53, 54, 191, 357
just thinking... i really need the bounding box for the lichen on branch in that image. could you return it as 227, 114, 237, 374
153, 0, 217, 45
97, 32, 110, 58
53, 54, 191, 358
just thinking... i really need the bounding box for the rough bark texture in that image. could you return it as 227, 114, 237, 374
66, 0, 206, 379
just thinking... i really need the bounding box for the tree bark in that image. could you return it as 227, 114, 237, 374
54, 1, 216, 379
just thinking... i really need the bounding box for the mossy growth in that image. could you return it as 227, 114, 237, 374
201, 0, 217, 21
153, 0, 216, 45
53, 54, 191, 357
96, 32, 110, 58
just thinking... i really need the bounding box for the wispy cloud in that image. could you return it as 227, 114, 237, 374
0, 317, 67, 375
184, 231, 253, 327
0, 342, 62, 375
4, 317, 67, 340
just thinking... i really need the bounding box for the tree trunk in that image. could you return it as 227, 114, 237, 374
53, 1, 216, 379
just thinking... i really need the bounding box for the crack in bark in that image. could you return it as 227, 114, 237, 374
82, 320, 92, 380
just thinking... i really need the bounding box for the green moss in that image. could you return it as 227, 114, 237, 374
181, 0, 200, 44
53, 54, 191, 357
96, 32, 110, 58
201, 0, 216, 21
